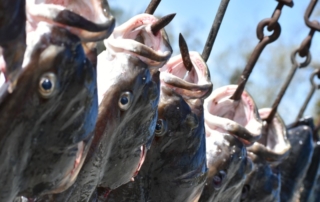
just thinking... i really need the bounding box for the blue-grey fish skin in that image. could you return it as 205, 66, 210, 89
0, 25, 98, 201
279, 120, 314, 202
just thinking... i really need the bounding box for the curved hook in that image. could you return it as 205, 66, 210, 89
304, 0, 320, 31
230, 20, 281, 101
296, 68, 320, 121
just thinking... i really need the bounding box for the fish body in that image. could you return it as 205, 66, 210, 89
0, 24, 98, 201
279, 119, 314, 202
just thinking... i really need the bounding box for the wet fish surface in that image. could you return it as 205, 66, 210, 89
0, 23, 98, 201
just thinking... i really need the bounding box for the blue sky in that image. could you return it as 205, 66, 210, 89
108, 0, 320, 124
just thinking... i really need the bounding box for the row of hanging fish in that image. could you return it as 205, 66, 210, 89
0, 0, 320, 201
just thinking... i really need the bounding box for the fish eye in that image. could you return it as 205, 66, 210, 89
38, 73, 57, 98
155, 119, 166, 137
212, 170, 227, 190
240, 185, 250, 201
118, 91, 133, 111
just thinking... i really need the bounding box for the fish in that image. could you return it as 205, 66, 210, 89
202, 85, 262, 146
240, 153, 281, 202
26, 0, 115, 42
240, 108, 290, 202
279, 119, 314, 202
0, 23, 98, 201
199, 91, 254, 202
297, 117, 320, 202
104, 50, 212, 202
38, 13, 173, 202
0, 0, 26, 84
198, 133, 252, 202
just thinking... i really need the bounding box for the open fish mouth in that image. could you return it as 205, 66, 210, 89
160, 51, 212, 99
247, 108, 291, 163
105, 13, 172, 68
26, 0, 115, 42
204, 85, 262, 146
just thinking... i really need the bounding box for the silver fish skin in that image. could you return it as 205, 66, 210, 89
279, 120, 314, 202
39, 13, 172, 202
0, 23, 98, 201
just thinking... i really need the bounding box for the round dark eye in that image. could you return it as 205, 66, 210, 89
240, 185, 250, 201
155, 119, 166, 136
38, 73, 57, 98
212, 170, 227, 190
118, 92, 132, 110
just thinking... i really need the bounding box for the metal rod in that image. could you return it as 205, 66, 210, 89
150, 13, 176, 35
179, 33, 193, 71
145, 0, 161, 14
201, 0, 230, 62
296, 69, 320, 121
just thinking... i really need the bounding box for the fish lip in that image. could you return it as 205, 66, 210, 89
132, 145, 147, 178
204, 85, 262, 146
247, 108, 291, 163
105, 14, 172, 68
160, 51, 212, 99
26, 0, 116, 41
48, 135, 93, 194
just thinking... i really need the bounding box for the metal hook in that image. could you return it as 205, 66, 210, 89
230, 20, 281, 101
296, 69, 320, 121
304, 0, 320, 31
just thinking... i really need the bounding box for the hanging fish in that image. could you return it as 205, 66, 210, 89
37, 13, 174, 202
103, 35, 212, 202
0, 23, 98, 201
239, 109, 290, 202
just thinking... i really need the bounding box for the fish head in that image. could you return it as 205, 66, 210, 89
0, 23, 98, 198
93, 13, 174, 190
95, 51, 160, 189
199, 124, 252, 201
26, 0, 115, 42
240, 153, 281, 202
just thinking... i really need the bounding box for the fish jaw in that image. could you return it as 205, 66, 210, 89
105, 13, 172, 68
247, 108, 291, 164
204, 85, 262, 146
160, 51, 213, 100
26, 0, 115, 42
